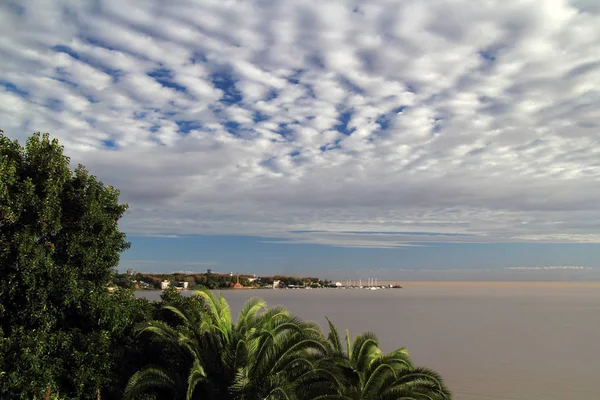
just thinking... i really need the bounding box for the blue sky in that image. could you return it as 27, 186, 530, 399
2, 0, 600, 279
121, 234, 600, 280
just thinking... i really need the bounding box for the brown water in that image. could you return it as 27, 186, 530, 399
137, 282, 600, 400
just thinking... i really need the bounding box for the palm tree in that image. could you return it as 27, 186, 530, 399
228, 306, 339, 400
122, 292, 213, 400
123, 289, 335, 400
316, 318, 452, 400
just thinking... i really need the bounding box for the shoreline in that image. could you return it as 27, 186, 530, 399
135, 280, 600, 292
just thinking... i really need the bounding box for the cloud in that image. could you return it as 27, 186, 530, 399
1, 0, 600, 247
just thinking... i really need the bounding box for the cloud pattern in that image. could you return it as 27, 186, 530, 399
1, 0, 600, 247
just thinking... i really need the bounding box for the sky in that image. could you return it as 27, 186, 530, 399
1, 0, 600, 279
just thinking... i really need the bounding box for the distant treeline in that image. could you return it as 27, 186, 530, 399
114, 269, 330, 289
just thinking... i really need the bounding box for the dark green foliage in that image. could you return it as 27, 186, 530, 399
0, 132, 149, 399
114, 273, 135, 289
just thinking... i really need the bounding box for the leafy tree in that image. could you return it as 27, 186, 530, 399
0, 132, 143, 398
114, 273, 135, 289
183, 276, 196, 289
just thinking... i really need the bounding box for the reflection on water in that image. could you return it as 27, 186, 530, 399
137, 283, 600, 400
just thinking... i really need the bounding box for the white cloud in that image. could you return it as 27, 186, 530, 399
1, 0, 600, 247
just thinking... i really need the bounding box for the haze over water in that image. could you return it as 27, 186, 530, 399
139, 282, 600, 400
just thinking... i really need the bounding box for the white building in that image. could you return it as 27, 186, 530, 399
160, 280, 170, 290
335, 282, 343, 287
273, 280, 281, 289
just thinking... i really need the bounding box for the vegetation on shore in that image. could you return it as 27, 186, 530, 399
114, 271, 329, 290
0, 131, 451, 399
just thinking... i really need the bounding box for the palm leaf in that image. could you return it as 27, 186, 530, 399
362, 363, 396, 398
237, 297, 267, 331
352, 333, 381, 374
233, 339, 249, 373
218, 292, 233, 337
270, 339, 328, 374
193, 289, 220, 323
325, 317, 343, 354
365, 351, 413, 378
345, 329, 351, 357
123, 366, 178, 400
186, 359, 207, 400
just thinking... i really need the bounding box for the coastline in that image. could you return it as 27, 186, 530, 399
135, 280, 600, 292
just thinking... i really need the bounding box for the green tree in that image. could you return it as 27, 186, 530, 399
183, 276, 196, 289
124, 289, 335, 400
317, 318, 452, 400
115, 272, 135, 289
0, 132, 140, 398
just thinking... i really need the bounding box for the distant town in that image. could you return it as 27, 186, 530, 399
112, 269, 402, 291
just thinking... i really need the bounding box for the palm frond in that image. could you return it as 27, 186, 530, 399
364, 351, 414, 378
123, 366, 178, 400
362, 363, 396, 398
351, 332, 381, 373
390, 367, 452, 399
270, 339, 328, 374
218, 292, 233, 336
161, 304, 195, 326
237, 297, 267, 331
325, 317, 343, 355
233, 339, 249, 372
267, 385, 294, 400
193, 289, 220, 323
345, 329, 351, 357
393, 367, 445, 388
186, 359, 207, 400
